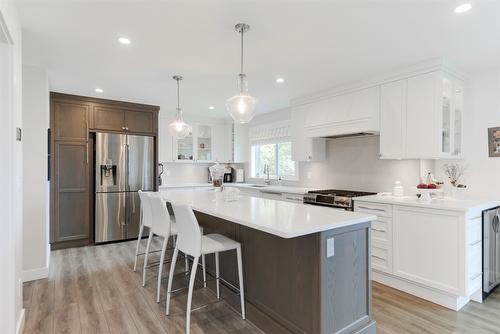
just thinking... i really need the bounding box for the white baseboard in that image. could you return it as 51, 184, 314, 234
23, 266, 49, 282
16, 308, 25, 334
373, 270, 470, 311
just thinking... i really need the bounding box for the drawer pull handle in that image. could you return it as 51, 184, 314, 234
357, 205, 386, 212
469, 240, 481, 246
470, 272, 482, 280
371, 254, 385, 260
372, 228, 385, 232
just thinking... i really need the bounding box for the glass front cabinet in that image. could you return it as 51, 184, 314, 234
440, 75, 463, 158
174, 124, 213, 162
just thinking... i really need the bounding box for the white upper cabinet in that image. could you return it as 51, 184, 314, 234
291, 106, 325, 162
406, 71, 464, 159
380, 80, 407, 159
405, 72, 442, 158
233, 123, 249, 163
302, 86, 380, 138
380, 68, 464, 160
171, 122, 229, 163
222, 121, 249, 163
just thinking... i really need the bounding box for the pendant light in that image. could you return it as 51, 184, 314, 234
168, 75, 191, 139
226, 23, 257, 124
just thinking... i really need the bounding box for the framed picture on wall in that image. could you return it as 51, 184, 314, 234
488, 127, 500, 157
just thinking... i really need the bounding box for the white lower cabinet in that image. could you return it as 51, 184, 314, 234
355, 200, 483, 311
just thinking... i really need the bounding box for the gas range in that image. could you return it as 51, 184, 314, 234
303, 189, 376, 211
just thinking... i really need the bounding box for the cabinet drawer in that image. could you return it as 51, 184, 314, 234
371, 243, 393, 273
371, 216, 392, 245
466, 217, 482, 245
467, 241, 482, 280
355, 201, 393, 218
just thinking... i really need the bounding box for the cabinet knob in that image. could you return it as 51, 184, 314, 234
308, 156, 312, 160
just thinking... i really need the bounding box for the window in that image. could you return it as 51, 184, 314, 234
251, 141, 297, 179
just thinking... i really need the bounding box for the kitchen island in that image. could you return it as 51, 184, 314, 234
161, 188, 377, 334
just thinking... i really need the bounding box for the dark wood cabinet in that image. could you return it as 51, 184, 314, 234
125, 110, 154, 133
93, 105, 156, 134
53, 100, 89, 141
53, 142, 89, 243
50, 92, 159, 249
93, 105, 125, 132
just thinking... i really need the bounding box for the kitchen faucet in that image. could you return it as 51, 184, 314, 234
263, 164, 271, 185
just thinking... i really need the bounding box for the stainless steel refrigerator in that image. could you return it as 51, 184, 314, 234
95, 132, 154, 243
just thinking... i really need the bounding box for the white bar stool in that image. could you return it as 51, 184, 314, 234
142, 194, 207, 303
133, 190, 151, 271
165, 203, 245, 334
146, 195, 178, 302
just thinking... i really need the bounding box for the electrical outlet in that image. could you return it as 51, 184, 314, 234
326, 237, 335, 258
307, 171, 312, 179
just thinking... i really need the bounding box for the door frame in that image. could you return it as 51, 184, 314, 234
0, 10, 23, 334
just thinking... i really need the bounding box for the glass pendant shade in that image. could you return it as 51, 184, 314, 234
226, 23, 257, 123
226, 73, 257, 124
168, 75, 192, 138
168, 108, 191, 139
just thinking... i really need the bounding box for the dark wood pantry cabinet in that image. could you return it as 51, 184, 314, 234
50, 92, 159, 249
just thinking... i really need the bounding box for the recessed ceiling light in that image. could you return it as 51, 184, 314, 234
276, 78, 285, 83
454, 3, 472, 13
95, 88, 103, 93
118, 37, 131, 45
208, 106, 215, 110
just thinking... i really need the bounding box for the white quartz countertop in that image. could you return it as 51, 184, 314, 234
159, 183, 213, 189
159, 182, 314, 195
160, 188, 375, 238
226, 183, 315, 195
355, 194, 500, 212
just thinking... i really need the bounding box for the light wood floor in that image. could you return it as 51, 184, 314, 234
23, 240, 500, 334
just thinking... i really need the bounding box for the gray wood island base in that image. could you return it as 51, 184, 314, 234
195, 212, 376, 334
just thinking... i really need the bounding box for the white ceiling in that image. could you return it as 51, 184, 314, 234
17, 0, 500, 118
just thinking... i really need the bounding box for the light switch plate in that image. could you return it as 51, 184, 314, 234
326, 237, 335, 258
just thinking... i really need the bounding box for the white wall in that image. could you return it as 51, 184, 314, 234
22, 65, 49, 282
297, 136, 421, 192
0, 1, 24, 333
435, 67, 500, 200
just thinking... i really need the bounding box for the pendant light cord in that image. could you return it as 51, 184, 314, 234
176, 78, 180, 110
240, 28, 244, 74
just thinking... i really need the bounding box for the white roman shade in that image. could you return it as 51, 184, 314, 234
249, 121, 291, 145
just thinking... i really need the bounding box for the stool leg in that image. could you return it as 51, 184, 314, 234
142, 231, 153, 286
215, 252, 220, 299
157, 236, 169, 303
166, 248, 179, 315
186, 256, 199, 334
202, 253, 207, 288
133, 222, 144, 272
236, 245, 245, 319
185, 253, 189, 273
